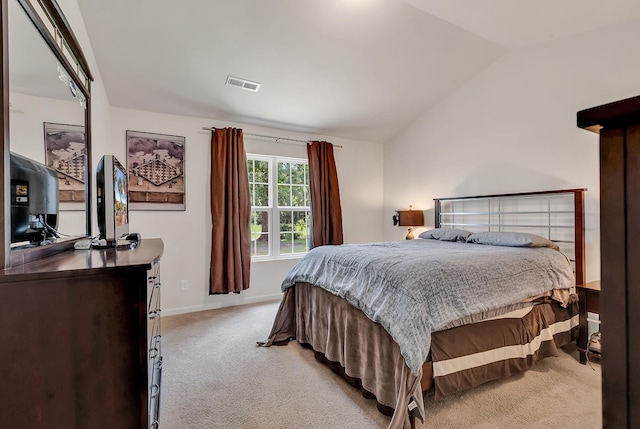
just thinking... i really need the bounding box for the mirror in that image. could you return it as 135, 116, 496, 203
7, 0, 90, 247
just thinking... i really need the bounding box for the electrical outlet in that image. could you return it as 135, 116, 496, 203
180, 280, 189, 291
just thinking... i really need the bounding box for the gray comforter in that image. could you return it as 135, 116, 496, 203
281, 239, 575, 375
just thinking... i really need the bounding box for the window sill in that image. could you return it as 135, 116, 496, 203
251, 254, 307, 263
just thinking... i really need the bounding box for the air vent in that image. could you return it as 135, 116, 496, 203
225, 75, 261, 92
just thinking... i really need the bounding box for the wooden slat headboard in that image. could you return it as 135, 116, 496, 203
434, 189, 586, 286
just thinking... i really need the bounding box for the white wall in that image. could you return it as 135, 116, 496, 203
42, 0, 385, 315
384, 20, 640, 283
109, 108, 384, 314
55, 0, 628, 310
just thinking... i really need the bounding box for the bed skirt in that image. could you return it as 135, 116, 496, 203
263, 282, 422, 429
431, 298, 578, 398
261, 282, 578, 429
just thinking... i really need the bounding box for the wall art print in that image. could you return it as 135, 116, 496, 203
43, 122, 86, 209
126, 130, 185, 211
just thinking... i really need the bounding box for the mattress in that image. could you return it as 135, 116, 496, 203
278, 239, 575, 377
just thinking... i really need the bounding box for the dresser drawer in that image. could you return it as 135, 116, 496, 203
147, 284, 161, 317
149, 357, 163, 429
147, 264, 161, 314
148, 319, 161, 373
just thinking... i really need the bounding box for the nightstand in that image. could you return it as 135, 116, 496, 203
577, 280, 601, 364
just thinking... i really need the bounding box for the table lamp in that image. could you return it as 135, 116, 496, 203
393, 205, 424, 239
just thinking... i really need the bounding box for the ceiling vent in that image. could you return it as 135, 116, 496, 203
226, 75, 261, 92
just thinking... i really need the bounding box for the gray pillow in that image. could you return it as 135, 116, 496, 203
419, 228, 472, 242
466, 231, 559, 251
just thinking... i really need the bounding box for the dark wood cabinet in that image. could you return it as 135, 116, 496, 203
0, 238, 163, 429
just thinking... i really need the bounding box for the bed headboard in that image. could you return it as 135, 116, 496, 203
434, 189, 586, 286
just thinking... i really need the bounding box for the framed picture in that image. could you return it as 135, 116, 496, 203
43, 122, 86, 210
126, 130, 185, 211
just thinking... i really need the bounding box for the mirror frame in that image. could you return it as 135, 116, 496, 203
1, 0, 93, 268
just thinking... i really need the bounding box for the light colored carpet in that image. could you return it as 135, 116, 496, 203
160, 300, 601, 429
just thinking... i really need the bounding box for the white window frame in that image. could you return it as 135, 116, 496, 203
247, 154, 311, 261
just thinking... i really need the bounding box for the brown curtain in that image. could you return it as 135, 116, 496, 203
307, 141, 343, 247
209, 128, 251, 294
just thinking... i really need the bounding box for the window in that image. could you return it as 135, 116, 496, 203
247, 155, 311, 259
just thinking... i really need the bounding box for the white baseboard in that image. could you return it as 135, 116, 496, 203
162, 293, 282, 316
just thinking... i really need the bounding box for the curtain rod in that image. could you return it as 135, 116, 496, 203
201, 127, 343, 149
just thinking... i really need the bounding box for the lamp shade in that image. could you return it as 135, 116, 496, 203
397, 209, 424, 227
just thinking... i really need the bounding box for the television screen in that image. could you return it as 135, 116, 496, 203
9, 152, 59, 245
96, 155, 129, 245
113, 161, 128, 227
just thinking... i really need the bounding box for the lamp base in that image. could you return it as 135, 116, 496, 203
405, 227, 415, 240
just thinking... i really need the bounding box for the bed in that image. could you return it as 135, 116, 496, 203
259, 189, 586, 429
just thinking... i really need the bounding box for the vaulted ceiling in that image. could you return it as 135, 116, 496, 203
75, 0, 640, 143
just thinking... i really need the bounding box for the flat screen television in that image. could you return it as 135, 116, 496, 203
10, 152, 59, 246
96, 154, 129, 246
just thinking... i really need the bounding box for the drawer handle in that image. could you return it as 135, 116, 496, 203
149, 347, 159, 359
151, 383, 160, 399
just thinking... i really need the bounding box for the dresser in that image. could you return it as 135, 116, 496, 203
0, 238, 163, 429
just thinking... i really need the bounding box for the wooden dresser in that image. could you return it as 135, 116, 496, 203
0, 238, 163, 429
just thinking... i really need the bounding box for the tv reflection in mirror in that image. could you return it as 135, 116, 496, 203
10, 152, 59, 247
95, 155, 133, 248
